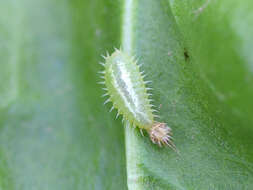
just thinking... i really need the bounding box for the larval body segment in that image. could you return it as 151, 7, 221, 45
105, 50, 153, 129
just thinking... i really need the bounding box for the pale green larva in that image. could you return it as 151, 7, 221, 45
99, 49, 175, 149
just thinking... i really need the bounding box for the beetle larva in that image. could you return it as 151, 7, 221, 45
99, 49, 175, 149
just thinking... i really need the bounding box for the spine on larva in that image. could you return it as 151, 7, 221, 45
99, 49, 175, 149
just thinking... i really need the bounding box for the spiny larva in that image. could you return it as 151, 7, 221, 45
99, 49, 175, 149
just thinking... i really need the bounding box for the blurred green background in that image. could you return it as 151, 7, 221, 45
0, 0, 252, 189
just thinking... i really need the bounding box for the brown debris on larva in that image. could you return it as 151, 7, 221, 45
148, 122, 177, 150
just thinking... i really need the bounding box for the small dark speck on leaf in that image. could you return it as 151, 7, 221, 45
184, 48, 189, 61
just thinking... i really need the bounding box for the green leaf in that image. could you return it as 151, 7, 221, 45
1, 0, 253, 189
0, 0, 126, 189
122, 0, 253, 189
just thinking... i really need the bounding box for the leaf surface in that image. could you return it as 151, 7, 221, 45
122, 0, 253, 189
0, 0, 127, 189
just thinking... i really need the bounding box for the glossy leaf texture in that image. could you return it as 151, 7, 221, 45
122, 0, 253, 189
0, 0, 127, 189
